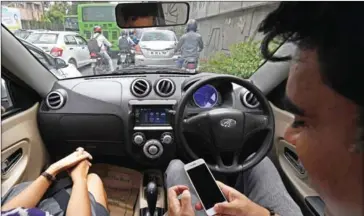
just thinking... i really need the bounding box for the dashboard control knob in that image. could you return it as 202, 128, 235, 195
148, 145, 159, 155
161, 133, 173, 144
133, 133, 145, 146
143, 139, 163, 159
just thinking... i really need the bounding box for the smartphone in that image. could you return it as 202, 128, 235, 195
184, 159, 227, 216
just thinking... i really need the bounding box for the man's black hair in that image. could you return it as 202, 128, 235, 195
258, 2, 364, 107
121, 3, 159, 22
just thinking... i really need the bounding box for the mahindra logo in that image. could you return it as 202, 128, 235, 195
220, 119, 237, 128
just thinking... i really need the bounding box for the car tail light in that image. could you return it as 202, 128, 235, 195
50, 47, 63, 57
135, 45, 143, 55
90, 52, 97, 58
187, 63, 196, 69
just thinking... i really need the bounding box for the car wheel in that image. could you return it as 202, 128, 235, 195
68, 59, 78, 68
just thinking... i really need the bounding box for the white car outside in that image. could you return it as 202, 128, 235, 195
135, 29, 180, 67
26, 31, 93, 69
20, 38, 82, 79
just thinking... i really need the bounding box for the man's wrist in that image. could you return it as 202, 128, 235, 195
248, 202, 273, 216
72, 177, 88, 185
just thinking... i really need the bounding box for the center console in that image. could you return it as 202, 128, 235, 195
134, 170, 166, 216
129, 100, 176, 164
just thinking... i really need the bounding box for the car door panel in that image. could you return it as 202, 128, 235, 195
1, 103, 49, 196
75, 35, 91, 67
270, 102, 324, 216
64, 35, 80, 67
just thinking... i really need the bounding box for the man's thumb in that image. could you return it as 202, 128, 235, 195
180, 190, 193, 212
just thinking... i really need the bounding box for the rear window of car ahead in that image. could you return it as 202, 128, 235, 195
26, 33, 59, 44
141, 32, 175, 42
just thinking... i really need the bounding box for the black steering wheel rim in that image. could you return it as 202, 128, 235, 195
174, 75, 275, 174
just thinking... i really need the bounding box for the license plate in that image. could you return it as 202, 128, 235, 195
150, 51, 167, 55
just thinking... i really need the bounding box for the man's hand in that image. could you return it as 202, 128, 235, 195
195, 181, 270, 216
69, 160, 91, 183
47, 147, 92, 176
168, 185, 195, 216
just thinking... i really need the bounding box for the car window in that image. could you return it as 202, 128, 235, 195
74, 35, 87, 45
141, 32, 175, 41
3, 1, 283, 79
26, 33, 58, 44
27, 47, 53, 69
1, 78, 14, 115
64, 35, 77, 45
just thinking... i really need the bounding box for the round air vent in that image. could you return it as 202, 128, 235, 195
131, 78, 151, 97
46, 90, 66, 110
155, 78, 175, 97
242, 91, 260, 108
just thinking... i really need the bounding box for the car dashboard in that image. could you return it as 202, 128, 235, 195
38, 72, 263, 167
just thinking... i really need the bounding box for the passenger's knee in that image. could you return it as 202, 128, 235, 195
87, 173, 103, 185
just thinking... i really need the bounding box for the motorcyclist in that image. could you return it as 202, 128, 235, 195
117, 30, 135, 67
91, 26, 114, 72
130, 29, 139, 45
175, 19, 204, 68
118, 30, 135, 49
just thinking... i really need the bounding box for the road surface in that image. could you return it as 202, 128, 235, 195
79, 59, 118, 76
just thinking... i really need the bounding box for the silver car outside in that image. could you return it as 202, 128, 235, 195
135, 30, 180, 67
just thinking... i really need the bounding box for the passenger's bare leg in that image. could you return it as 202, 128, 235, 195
87, 173, 109, 211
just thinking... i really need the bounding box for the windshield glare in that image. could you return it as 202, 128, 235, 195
2, 1, 279, 79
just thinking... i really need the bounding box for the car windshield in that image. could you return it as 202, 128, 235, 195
1, 1, 281, 79
141, 31, 175, 41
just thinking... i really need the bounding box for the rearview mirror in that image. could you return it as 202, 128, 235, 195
55, 57, 68, 69
116, 2, 189, 28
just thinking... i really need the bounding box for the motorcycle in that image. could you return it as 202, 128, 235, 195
117, 49, 134, 69
181, 57, 199, 73
90, 52, 109, 75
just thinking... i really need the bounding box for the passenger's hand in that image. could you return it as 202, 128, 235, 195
195, 181, 269, 216
47, 147, 93, 176
168, 185, 195, 216
69, 160, 92, 183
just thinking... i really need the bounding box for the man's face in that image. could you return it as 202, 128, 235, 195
126, 16, 154, 27
283, 49, 363, 215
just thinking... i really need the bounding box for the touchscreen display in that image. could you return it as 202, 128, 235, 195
187, 163, 226, 209
135, 107, 170, 126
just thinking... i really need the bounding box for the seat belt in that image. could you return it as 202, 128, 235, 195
42, 177, 73, 212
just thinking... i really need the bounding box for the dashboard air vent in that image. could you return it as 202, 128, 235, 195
131, 78, 151, 97
46, 90, 66, 110
242, 91, 260, 109
155, 78, 175, 97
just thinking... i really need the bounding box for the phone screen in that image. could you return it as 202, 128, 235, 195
187, 163, 226, 209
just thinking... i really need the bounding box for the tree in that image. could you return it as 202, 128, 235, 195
42, 2, 71, 24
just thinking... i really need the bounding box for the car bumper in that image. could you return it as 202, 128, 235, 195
135, 55, 179, 67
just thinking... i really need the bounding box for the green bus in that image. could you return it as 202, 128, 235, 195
77, 3, 120, 56
64, 15, 79, 32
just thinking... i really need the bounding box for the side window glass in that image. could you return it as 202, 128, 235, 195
75, 35, 87, 45
1, 78, 13, 115
29, 48, 52, 69
64, 35, 77, 45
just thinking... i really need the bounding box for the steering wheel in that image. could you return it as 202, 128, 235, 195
175, 75, 275, 174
